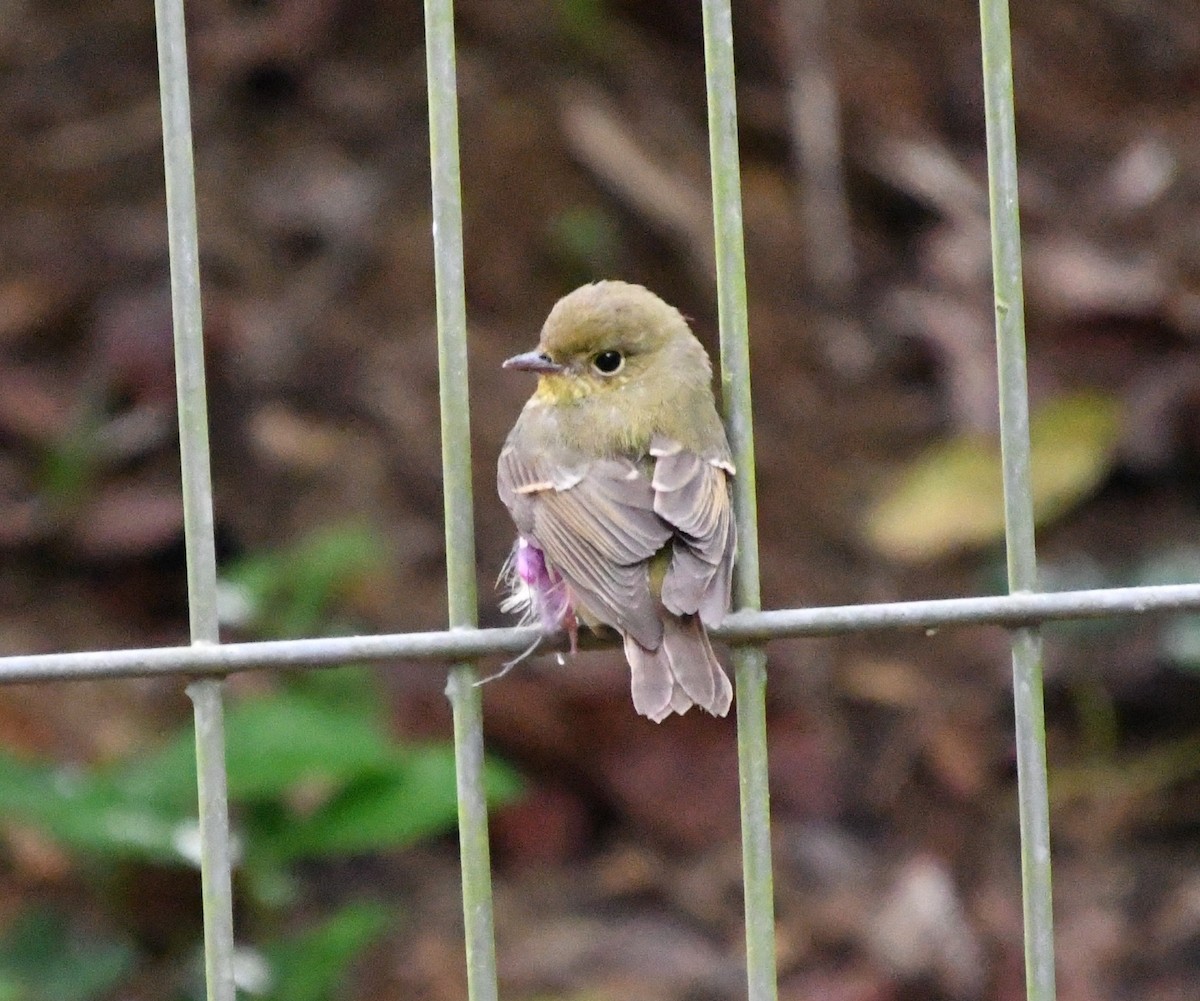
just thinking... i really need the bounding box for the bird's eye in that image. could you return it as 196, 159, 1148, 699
592, 350, 624, 375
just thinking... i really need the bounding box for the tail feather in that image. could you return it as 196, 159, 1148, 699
666, 683, 694, 718
624, 632, 674, 722
623, 614, 732, 722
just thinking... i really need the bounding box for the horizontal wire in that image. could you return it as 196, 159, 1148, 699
2, 582, 1200, 684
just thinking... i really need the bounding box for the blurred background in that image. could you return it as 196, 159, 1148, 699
2, 0, 1200, 998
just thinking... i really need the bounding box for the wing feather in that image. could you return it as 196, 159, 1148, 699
498, 432, 735, 642
498, 445, 670, 646
650, 434, 736, 626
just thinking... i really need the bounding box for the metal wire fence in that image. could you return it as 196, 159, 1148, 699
4, 1, 1200, 1000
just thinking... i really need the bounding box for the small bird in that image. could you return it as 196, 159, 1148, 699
497, 281, 736, 722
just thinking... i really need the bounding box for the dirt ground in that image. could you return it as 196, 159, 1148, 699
2, 1, 1200, 999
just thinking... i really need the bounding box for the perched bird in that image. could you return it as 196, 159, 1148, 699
497, 281, 736, 722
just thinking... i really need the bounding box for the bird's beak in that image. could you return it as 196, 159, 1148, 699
502, 350, 564, 374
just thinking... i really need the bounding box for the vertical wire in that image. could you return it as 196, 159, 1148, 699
444, 668, 497, 1001
153, 1, 235, 999
979, 1, 1057, 999
187, 680, 236, 1001
700, 2, 777, 999
422, 2, 497, 999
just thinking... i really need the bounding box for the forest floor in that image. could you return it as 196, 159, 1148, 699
1, 1, 1200, 999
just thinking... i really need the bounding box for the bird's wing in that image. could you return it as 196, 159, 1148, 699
650, 434, 736, 627
498, 444, 672, 646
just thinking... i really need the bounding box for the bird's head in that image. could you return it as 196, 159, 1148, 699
503, 281, 712, 407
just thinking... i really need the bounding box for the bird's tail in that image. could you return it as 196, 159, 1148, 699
623, 614, 733, 723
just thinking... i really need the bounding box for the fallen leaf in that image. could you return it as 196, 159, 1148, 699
865, 391, 1122, 561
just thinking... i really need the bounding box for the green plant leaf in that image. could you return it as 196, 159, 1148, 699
259, 903, 390, 1001
0, 752, 185, 864
865, 391, 1122, 562
0, 909, 135, 1001
0, 680, 522, 875
114, 692, 521, 868
291, 664, 381, 718
252, 745, 521, 861
220, 523, 387, 638
115, 692, 396, 811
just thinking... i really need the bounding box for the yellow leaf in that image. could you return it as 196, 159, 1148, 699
865, 391, 1122, 562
